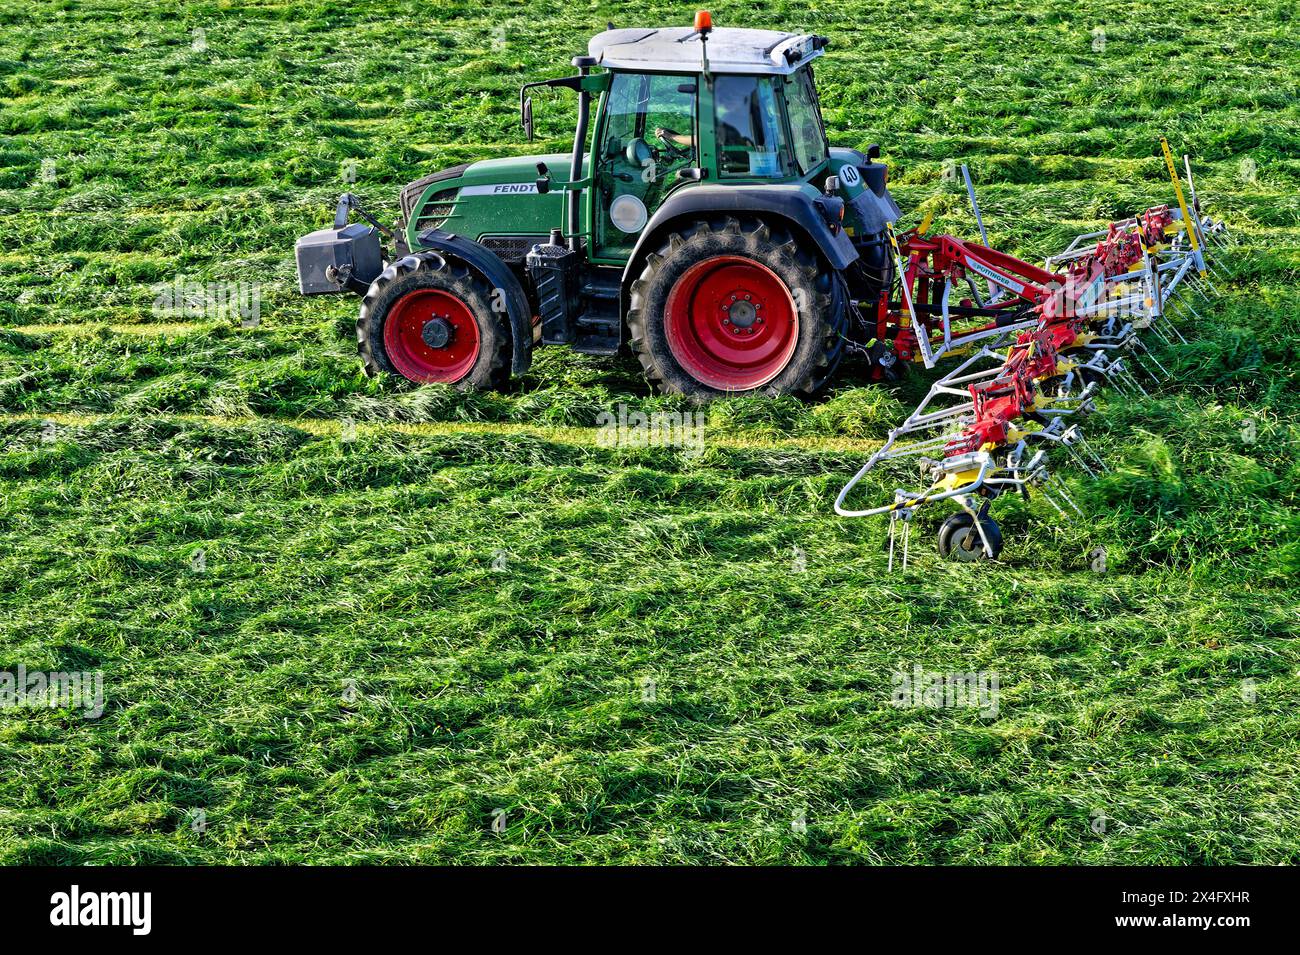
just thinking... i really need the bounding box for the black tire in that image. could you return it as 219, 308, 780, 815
626, 216, 846, 400
937, 511, 1004, 561
357, 253, 510, 390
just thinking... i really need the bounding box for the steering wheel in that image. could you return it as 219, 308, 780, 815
652, 126, 691, 159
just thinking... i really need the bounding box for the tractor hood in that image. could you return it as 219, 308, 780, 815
402, 154, 590, 260
455, 154, 572, 192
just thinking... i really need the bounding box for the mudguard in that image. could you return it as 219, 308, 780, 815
414, 228, 535, 374
622, 184, 860, 289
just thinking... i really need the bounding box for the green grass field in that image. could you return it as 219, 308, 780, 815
1, 0, 1298, 864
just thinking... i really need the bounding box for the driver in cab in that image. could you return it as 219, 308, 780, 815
655, 126, 694, 149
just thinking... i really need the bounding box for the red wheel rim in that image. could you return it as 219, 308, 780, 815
382, 289, 481, 383
664, 256, 799, 390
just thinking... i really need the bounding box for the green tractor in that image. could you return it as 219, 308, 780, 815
295, 12, 900, 399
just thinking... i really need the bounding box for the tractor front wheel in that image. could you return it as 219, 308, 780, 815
627, 217, 845, 399
357, 253, 510, 390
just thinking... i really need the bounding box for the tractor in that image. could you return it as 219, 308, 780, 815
295, 12, 900, 399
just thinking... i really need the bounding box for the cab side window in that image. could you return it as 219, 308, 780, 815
785, 68, 829, 174
714, 75, 794, 178
602, 73, 696, 186
602, 72, 644, 149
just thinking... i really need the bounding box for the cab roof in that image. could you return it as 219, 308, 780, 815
588, 27, 827, 76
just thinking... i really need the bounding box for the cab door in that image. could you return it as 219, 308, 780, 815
592, 72, 698, 261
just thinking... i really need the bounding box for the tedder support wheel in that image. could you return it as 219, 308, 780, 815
357, 253, 510, 390
937, 511, 1004, 562
627, 216, 847, 400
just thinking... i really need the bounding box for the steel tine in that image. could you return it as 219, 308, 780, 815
1164, 315, 1190, 345
1077, 436, 1109, 473
1038, 486, 1068, 518
1066, 444, 1097, 478
1156, 310, 1189, 344
1129, 352, 1163, 383
1051, 475, 1085, 517
1132, 334, 1163, 363
1147, 352, 1171, 379
971, 507, 997, 558
1145, 320, 1173, 345
1136, 346, 1171, 381
887, 512, 896, 572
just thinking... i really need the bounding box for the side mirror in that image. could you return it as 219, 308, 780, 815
535, 161, 551, 195
866, 143, 881, 161
522, 96, 534, 142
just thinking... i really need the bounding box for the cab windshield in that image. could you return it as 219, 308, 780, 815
785, 67, 828, 174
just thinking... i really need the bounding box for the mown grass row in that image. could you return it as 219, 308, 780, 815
1, 252, 1296, 424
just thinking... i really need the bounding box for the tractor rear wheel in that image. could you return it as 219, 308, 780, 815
357, 253, 510, 390
627, 217, 845, 400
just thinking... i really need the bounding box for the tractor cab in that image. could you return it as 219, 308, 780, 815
584, 24, 834, 259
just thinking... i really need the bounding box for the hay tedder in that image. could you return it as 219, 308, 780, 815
834, 140, 1231, 562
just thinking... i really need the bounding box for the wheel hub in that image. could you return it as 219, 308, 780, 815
951, 527, 984, 561
726, 296, 758, 329
421, 317, 454, 349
